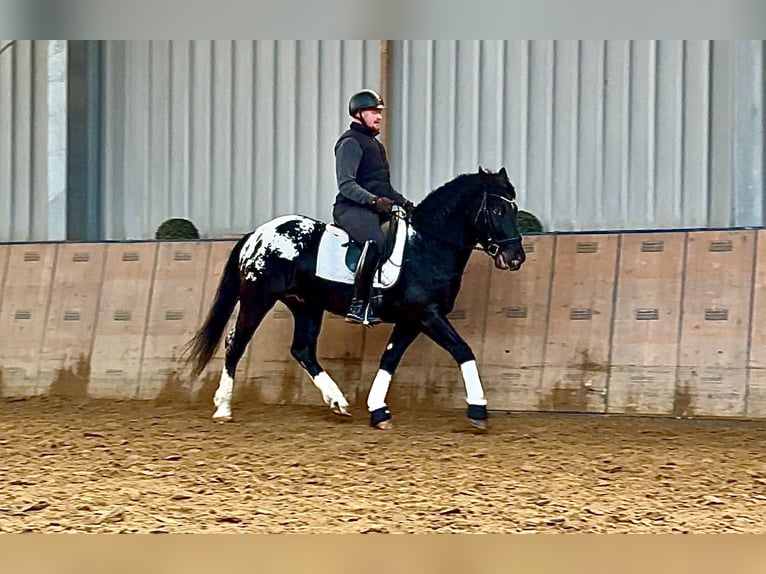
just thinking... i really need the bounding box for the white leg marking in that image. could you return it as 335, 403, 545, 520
367, 369, 392, 412
212, 370, 234, 420
312, 371, 349, 412
460, 360, 487, 406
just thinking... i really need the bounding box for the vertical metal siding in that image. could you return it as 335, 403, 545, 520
101, 40, 381, 240
388, 40, 760, 232
0, 40, 49, 242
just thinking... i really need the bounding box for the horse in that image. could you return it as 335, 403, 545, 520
184, 167, 526, 430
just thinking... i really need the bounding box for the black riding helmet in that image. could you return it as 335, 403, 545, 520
348, 89, 385, 117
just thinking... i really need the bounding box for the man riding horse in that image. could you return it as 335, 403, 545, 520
332, 89, 414, 326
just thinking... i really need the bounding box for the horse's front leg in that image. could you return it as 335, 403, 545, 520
420, 306, 488, 430
368, 321, 421, 429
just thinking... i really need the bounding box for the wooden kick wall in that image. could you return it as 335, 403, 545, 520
0, 229, 765, 419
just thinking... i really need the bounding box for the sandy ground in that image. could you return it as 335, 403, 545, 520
1, 396, 765, 533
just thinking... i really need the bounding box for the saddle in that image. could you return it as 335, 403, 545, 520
341, 216, 399, 273
316, 211, 408, 289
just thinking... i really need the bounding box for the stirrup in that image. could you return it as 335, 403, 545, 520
364, 305, 382, 326
345, 299, 367, 324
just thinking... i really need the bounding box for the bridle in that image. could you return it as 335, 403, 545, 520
473, 192, 522, 257
402, 190, 522, 256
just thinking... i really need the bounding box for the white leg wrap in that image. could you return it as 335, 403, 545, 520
367, 369, 392, 412
213, 370, 234, 418
312, 371, 348, 409
460, 360, 487, 406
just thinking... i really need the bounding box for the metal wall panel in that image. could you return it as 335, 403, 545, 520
101, 40, 381, 240
0, 40, 50, 242
388, 41, 762, 232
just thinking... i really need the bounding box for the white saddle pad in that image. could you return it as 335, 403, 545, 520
315, 219, 408, 289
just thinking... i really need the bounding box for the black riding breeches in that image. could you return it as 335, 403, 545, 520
332, 203, 387, 254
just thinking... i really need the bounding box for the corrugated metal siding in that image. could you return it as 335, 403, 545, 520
101, 40, 381, 240
0, 40, 49, 242
388, 40, 758, 232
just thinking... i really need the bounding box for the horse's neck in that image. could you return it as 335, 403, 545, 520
408, 218, 474, 277
411, 201, 478, 255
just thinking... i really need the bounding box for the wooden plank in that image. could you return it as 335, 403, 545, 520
481, 235, 554, 411
540, 234, 620, 412
138, 242, 210, 400
0, 244, 9, 314
38, 243, 106, 397
0, 244, 57, 397
746, 229, 766, 417
677, 230, 754, 417
89, 243, 157, 399
608, 232, 686, 415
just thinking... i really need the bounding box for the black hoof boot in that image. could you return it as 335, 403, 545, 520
467, 404, 488, 431
369, 406, 392, 429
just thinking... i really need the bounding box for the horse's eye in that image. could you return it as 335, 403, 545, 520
491, 207, 503, 216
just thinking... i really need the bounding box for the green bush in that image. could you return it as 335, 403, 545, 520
517, 210, 544, 234
155, 218, 200, 240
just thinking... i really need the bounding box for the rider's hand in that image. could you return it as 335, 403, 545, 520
372, 196, 395, 214
401, 199, 415, 214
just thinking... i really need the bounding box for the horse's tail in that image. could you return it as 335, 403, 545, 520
183, 234, 250, 379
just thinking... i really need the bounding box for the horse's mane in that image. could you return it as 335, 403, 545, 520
411, 172, 481, 231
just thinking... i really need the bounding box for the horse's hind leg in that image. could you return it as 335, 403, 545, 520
213, 296, 275, 422
288, 305, 351, 417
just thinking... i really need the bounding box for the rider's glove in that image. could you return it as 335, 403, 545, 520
401, 199, 415, 214
371, 196, 395, 214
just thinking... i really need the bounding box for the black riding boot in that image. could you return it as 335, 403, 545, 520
346, 240, 382, 325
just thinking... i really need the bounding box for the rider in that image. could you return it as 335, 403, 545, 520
333, 89, 414, 325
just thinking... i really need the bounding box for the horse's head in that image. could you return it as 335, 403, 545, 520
474, 167, 526, 271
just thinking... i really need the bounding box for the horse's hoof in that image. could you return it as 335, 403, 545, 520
469, 418, 487, 431
369, 406, 392, 429
332, 402, 352, 417
212, 415, 233, 424
466, 404, 488, 431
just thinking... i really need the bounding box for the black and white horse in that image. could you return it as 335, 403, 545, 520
184, 168, 526, 430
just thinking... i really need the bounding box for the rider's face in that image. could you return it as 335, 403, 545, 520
359, 108, 383, 133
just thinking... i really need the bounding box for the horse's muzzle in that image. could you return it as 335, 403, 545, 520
494, 245, 525, 271
494, 251, 525, 271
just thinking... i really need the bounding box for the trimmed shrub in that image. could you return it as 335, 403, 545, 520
155, 218, 200, 240
517, 210, 544, 234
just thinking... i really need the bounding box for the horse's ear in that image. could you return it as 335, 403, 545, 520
498, 167, 508, 181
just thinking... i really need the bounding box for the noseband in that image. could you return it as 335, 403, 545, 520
474, 192, 522, 257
